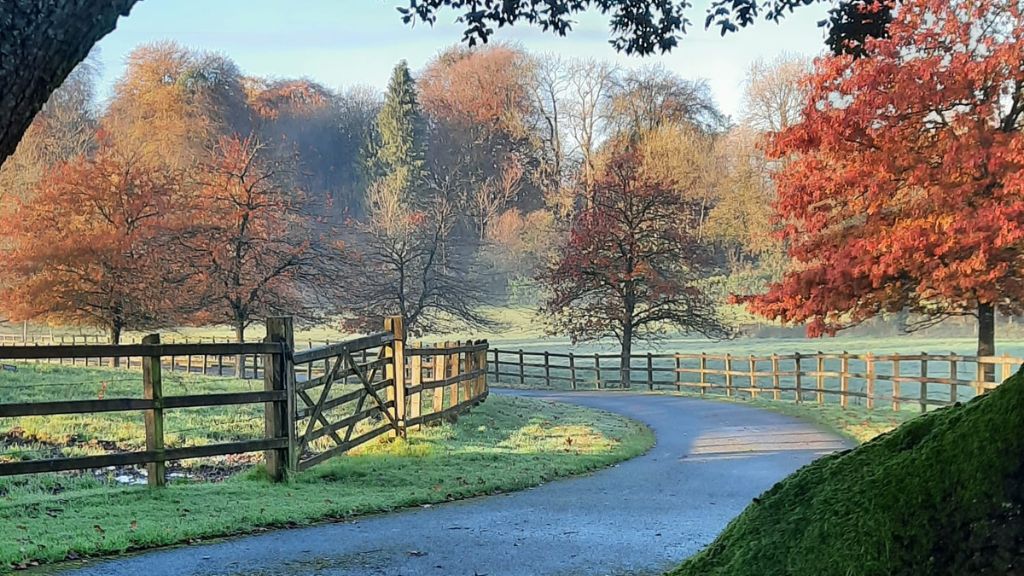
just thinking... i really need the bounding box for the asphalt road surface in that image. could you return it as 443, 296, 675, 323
48, 390, 848, 576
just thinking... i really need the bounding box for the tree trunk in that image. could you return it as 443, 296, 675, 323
978, 302, 995, 382
0, 1, 140, 169
620, 323, 633, 389
234, 322, 246, 377
108, 323, 122, 368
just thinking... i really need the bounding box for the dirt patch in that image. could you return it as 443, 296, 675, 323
1, 428, 259, 493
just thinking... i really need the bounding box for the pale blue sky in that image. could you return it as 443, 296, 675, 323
94, 0, 830, 119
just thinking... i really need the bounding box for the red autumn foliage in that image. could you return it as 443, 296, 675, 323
743, 0, 1024, 357
540, 148, 730, 383
0, 142, 181, 343
247, 79, 332, 120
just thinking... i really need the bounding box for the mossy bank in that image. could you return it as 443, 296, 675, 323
671, 368, 1024, 576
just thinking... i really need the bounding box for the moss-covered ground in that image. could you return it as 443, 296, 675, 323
670, 368, 1024, 576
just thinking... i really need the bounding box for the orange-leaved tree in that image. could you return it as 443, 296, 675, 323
178, 135, 335, 343
0, 141, 182, 345
419, 45, 538, 240
540, 147, 732, 386
743, 0, 1024, 368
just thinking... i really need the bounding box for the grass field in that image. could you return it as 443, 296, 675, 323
9, 305, 1024, 355
0, 364, 653, 569
684, 393, 916, 443
0, 363, 265, 469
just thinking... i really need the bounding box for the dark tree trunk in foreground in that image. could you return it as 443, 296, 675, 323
978, 302, 995, 382
0, 0, 139, 169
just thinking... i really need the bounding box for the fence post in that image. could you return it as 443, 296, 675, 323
865, 352, 875, 410
462, 342, 474, 401
771, 354, 781, 401
699, 353, 707, 396
383, 316, 407, 436
142, 333, 165, 488
647, 352, 654, 390
306, 340, 314, 381
477, 341, 487, 397
815, 352, 825, 405
544, 351, 551, 388
674, 355, 681, 392
919, 353, 928, 413
839, 352, 849, 409
492, 349, 499, 381
725, 354, 734, 397
892, 356, 902, 411
325, 340, 332, 381
594, 353, 601, 389
433, 344, 445, 414
447, 341, 459, 408
948, 353, 958, 404
569, 352, 577, 390
409, 342, 422, 430
746, 355, 756, 399
264, 316, 294, 480
464, 340, 475, 399
794, 352, 803, 404
974, 354, 985, 397
518, 349, 525, 386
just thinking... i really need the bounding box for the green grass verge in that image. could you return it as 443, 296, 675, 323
493, 383, 915, 445
1, 363, 264, 465
694, 395, 918, 444
670, 368, 1024, 576
0, 393, 652, 569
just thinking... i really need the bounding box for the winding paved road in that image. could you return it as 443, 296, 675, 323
50, 391, 848, 576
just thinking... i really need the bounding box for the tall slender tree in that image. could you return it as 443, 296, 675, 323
363, 60, 426, 206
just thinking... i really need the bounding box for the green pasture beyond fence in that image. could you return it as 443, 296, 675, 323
0, 317, 489, 485
489, 348, 1023, 412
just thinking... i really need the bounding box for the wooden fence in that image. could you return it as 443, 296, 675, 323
0, 317, 489, 484
490, 348, 1022, 412
0, 333, 352, 378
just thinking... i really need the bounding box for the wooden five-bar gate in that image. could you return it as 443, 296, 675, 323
0, 316, 489, 485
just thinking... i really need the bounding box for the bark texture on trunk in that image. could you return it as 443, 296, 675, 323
0, 0, 139, 168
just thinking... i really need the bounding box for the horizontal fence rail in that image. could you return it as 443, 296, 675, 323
0, 334, 390, 379
0, 334, 289, 483
0, 318, 490, 484
489, 348, 1022, 412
